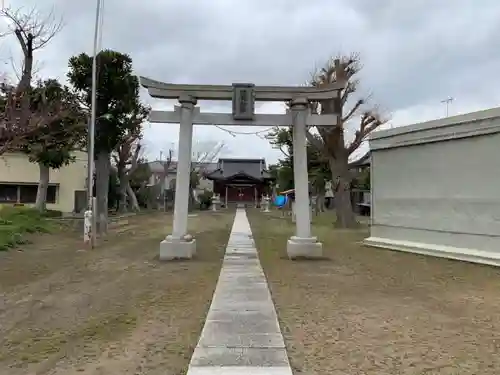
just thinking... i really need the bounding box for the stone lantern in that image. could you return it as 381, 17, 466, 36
261, 194, 271, 212
211, 193, 221, 211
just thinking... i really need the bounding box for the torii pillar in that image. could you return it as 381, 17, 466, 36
160, 94, 197, 260
286, 97, 322, 258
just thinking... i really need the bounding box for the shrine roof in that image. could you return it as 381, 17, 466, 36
204, 158, 274, 181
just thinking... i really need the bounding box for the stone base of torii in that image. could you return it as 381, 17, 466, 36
140, 70, 344, 260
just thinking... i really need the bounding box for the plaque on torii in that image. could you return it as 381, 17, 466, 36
232, 83, 255, 121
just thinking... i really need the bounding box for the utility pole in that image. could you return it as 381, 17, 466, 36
84, 0, 103, 248
441, 97, 454, 117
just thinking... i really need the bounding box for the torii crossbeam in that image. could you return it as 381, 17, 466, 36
149, 106, 338, 127
140, 76, 343, 102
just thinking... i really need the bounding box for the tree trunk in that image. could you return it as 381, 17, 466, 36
118, 172, 128, 213
35, 163, 50, 212
315, 192, 325, 214
95, 151, 110, 235
18, 55, 33, 92
126, 182, 140, 212
16, 44, 33, 128
16, 36, 33, 94
329, 157, 358, 228
188, 187, 195, 211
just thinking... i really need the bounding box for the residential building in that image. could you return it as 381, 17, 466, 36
147, 160, 218, 192
0, 151, 88, 213
350, 152, 371, 173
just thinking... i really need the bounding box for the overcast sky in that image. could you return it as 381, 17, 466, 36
2, 0, 500, 164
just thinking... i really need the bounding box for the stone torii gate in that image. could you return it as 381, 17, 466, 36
140, 71, 344, 260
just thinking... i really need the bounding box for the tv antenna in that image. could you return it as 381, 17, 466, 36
441, 97, 454, 117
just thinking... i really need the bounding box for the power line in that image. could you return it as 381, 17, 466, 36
214, 125, 274, 137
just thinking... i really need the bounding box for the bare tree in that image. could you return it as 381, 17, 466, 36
0, 6, 72, 214
193, 140, 225, 174
0, 6, 65, 154
306, 53, 388, 228
0, 6, 63, 93
0, 83, 79, 155
190, 140, 225, 207
113, 130, 144, 212
147, 149, 174, 211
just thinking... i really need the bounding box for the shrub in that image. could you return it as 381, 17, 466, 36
0, 207, 53, 251
41, 209, 63, 218
198, 190, 213, 210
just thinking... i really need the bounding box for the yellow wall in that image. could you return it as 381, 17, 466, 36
0, 152, 88, 213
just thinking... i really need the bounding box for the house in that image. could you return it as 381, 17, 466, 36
350, 152, 371, 173
349, 152, 371, 215
147, 160, 173, 189
147, 160, 218, 192
204, 158, 275, 206
0, 151, 88, 213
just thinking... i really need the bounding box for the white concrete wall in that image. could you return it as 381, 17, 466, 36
365, 107, 500, 266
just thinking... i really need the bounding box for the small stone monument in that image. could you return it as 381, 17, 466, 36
311, 195, 318, 216
211, 194, 221, 211
261, 195, 271, 212
83, 208, 92, 243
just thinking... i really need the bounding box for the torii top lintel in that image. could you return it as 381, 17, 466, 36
139, 76, 345, 102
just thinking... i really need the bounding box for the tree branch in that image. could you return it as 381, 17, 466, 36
279, 145, 290, 158
128, 143, 142, 175
1, 6, 63, 51
14, 29, 28, 55
305, 128, 325, 151
346, 110, 387, 155
342, 98, 364, 123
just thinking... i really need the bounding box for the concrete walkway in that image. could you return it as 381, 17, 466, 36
187, 209, 292, 375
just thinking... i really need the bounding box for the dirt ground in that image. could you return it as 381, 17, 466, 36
248, 210, 500, 375
0, 210, 235, 375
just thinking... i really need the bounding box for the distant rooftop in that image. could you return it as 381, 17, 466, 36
147, 160, 218, 174
205, 158, 273, 180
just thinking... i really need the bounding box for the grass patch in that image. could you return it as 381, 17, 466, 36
0, 210, 237, 373
248, 208, 500, 374
0, 207, 55, 251
1, 312, 137, 365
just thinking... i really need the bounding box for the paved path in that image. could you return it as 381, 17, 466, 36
187, 209, 292, 375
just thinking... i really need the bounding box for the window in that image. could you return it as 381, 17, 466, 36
46, 186, 57, 203
19, 185, 37, 203
0, 184, 57, 204
0, 184, 18, 202
19, 184, 57, 204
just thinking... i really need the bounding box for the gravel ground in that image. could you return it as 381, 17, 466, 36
0, 210, 234, 375
248, 209, 500, 375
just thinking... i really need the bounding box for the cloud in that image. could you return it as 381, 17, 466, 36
2, 0, 499, 165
